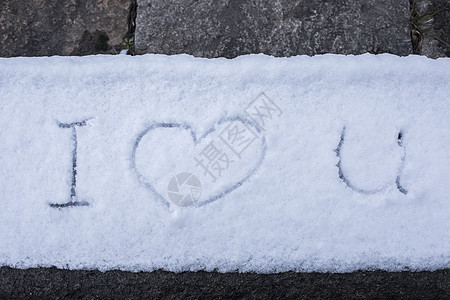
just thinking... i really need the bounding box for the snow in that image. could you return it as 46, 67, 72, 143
0, 53, 449, 273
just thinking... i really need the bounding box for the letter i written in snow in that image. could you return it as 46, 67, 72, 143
49, 118, 92, 208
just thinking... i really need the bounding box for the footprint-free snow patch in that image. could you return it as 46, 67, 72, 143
0, 54, 449, 273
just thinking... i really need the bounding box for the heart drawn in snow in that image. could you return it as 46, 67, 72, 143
131, 116, 266, 207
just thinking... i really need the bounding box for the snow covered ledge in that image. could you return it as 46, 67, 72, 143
0, 54, 449, 272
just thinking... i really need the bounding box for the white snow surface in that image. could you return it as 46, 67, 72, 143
0, 54, 449, 273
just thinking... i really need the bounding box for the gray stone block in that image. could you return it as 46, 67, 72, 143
0, 0, 131, 57
135, 0, 412, 58
412, 0, 450, 58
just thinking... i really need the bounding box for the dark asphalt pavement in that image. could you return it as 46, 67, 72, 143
1, 267, 449, 299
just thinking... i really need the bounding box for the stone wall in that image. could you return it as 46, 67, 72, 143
135, 0, 412, 58
0, 0, 449, 58
413, 0, 450, 58
0, 0, 131, 57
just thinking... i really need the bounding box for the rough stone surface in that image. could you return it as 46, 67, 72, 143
0, 0, 131, 57
0, 267, 449, 299
136, 0, 412, 58
412, 0, 450, 58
